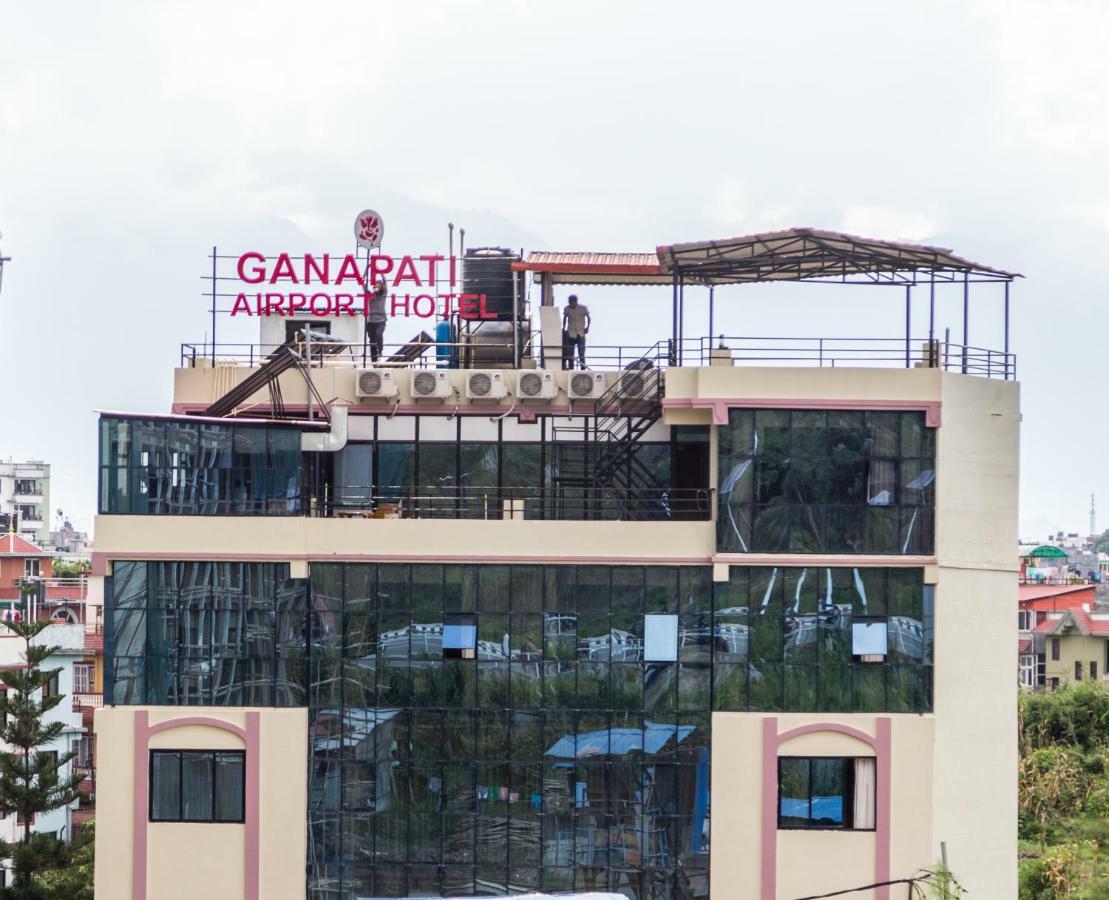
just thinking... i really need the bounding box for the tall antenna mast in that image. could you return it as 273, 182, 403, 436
1091, 493, 1097, 537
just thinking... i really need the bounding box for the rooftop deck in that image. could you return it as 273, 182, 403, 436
180, 332, 1015, 380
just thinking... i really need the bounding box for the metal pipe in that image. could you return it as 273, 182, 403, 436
905, 285, 911, 368
962, 272, 969, 374
210, 246, 218, 365
512, 270, 520, 369
928, 271, 935, 346
1004, 281, 1011, 379
678, 277, 685, 365
671, 275, 679, 365
708, 285, 715, 343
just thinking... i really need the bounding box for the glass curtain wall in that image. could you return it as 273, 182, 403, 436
99, 417, 302, 516
105, 561, 931, 899
717, 410, 936, 554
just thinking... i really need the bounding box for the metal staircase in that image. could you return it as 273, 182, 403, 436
552, 352, 666, 520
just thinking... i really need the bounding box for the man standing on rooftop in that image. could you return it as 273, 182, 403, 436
562, 294, 591, 369
365, 279, 388, 362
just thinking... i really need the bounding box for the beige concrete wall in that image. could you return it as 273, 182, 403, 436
688, 363, 944, 403
1045, 634, 1106, 684
710, 714, 934, 900
94, 706, 307, 900
92, 514, 718, 563
930, 373, 1020, 899
173, 364, 620, 409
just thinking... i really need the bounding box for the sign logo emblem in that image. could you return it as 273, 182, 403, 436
354, 209, 384, 249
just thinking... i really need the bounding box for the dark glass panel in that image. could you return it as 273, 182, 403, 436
510, 565, 543, 612
810, 758, 847, 826
712, 662, 747, 710
181, 751, 214, 821
644, 568, 678, 614
853, 664, 886, 712
749, 662, 783, 711
214, 752, 245, 822
778, 758, 810, 827
377, 442, 416, 501
783, 664, 817, 710
151, 751, 181, 821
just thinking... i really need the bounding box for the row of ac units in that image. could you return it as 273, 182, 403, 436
354, 369, 616, 401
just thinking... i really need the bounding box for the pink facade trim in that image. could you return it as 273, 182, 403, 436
131, 711, 261, 900
662, 397, 942, 428
760, 718, 893, 900
169, 401, 589, 421
711, 553, 936, 567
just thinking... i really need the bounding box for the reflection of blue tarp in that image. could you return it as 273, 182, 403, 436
779, 796, 844, 825
545, 721, 695, 758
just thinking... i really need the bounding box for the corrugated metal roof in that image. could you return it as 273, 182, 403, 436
656, 227, 1021, 285
512, 251, 669, 286
1027, 545, 1069, 558
1019, 583, 1094, 602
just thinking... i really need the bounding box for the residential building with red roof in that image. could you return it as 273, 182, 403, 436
1018, 582, 1098, 687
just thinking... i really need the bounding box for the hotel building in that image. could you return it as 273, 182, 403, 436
91, 229, 1021, 899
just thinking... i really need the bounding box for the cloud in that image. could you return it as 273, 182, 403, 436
838, 207, 936, 243
974, 0, 1109, 158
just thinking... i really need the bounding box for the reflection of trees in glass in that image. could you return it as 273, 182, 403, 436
718, 410, 935, 554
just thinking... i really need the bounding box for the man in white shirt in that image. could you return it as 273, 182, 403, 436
562, 294, 591, 369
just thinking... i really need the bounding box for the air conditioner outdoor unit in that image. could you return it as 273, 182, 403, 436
566, 371, 607, 400
355, 369, 398, 400
618, 359, 656, 399
410, 370, 451, 400
466, 370, 509, 401
516, 370, 557, 401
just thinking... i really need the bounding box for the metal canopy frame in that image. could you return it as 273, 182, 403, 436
656, 228, 1020, 286
655, 228, 1019, 369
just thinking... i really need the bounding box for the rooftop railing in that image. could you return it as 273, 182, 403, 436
179, 333, 1016, 379
311, 484, 711, 522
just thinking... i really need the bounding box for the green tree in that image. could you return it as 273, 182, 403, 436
0, 604, 86, 897
48, 560, 89, 580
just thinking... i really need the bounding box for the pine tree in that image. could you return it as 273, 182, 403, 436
0, 591, 86, 897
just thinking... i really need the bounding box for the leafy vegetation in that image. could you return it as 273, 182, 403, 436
1019, 683, 1109, 897
48, 559, 89, 579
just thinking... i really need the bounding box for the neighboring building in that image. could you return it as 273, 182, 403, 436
1034, 608, 1109, 689
0, 533, 102, 841
91, 230, 1021, 899
0, 460, 51, 546
1018, 582, 1097, 688
49, 515, 93, 557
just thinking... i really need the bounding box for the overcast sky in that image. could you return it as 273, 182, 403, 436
1, 0, 1107, 540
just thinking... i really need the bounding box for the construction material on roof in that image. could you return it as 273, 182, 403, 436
203, 330, 347, 419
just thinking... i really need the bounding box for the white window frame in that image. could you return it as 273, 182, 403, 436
73, 663, 94, 695
1019, 654, 1037, 687
1018, 609, 1033, 632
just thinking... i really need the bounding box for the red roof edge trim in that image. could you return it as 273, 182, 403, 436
511, 261, 662, 275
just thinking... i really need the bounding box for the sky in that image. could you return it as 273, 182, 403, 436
1, 0, 1107, 540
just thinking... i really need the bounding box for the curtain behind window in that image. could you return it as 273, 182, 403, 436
853, 757, 876, 829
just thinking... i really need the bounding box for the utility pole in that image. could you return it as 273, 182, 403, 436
1091, 493, 1097, 539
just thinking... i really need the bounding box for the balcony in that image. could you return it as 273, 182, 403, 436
72, 693, 103, 711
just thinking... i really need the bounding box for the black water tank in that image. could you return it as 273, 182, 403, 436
461, 247, 518, 321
